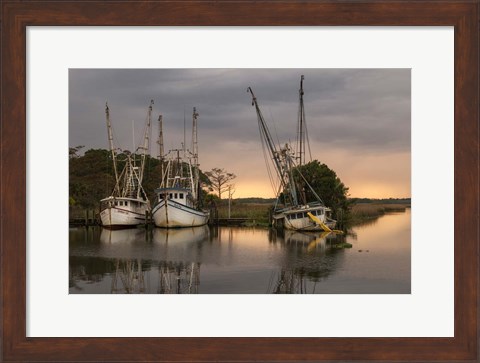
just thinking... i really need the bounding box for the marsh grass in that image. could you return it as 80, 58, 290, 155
350, 203, 409, 224
216, 202, 271, 223
216, 201, 410, 227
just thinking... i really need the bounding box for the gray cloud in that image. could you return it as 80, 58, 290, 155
69, 68, 410, 197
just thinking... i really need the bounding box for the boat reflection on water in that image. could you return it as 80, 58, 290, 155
70, 225, 353, 294
111, 258, 146, 294
157, 261, 200, 294
152, 225, 209, 245
100, 228, 146, 244
110, 258, 201, 294
268, 229, 348, 293
102, 226, 208, 294
152, 227, 208, 294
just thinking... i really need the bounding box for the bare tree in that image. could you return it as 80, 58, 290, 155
205, 168, 236, 199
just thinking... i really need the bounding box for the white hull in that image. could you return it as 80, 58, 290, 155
100, 197, 149, 228
283, 216, 335, 231
152, 200, 209, 228
275, 206, 336, 231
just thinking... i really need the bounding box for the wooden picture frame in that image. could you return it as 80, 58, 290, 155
1, 1, 478, 361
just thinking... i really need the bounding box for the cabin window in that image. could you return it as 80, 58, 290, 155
125, 201, 128, 207
174, 193, 178, 199
180, 193, 184, 199
169, 193, 172, 199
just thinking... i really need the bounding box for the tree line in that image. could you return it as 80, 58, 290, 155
69, 147, 351, 220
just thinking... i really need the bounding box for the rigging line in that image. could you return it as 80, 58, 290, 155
296, 97, 301, 161
303, 107, 313, 162
109, 117, 124, 156
268, 108, 281, 148
290, 158, 324, 205
260, 129, 277, 195
258, 118, 278, 195
262, 126, 279, 193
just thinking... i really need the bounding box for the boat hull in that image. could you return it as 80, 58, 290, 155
100, 197, 149, 228
152, 200, 209, 228
274, 206, 336, 231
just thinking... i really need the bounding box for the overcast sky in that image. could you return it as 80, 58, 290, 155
69, 69, 410, 198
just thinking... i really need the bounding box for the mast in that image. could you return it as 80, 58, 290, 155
183, 108, 186, 158
296, 75, 312, 166
192, 107, 199, 167
248, 87, 298, 206
105, 103, 119, 188
157, 114, 165, 188
137, 100, 153, 198
247, 87, 282, 180
191, 107, 199, 201
157, 114, 164, 160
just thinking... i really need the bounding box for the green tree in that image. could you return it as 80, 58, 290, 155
69, 145, 84, 159
69, 149, 115, 208
293, 160, 351, 220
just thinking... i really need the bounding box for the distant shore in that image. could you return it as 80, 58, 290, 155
214, 197, 411, 227
70, 197, 411, 228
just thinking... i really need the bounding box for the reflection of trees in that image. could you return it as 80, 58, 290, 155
268, 230, 348, 294
69, 256, 114, 291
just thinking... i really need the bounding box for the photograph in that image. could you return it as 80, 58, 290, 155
69, 68, 411, 294
3, 0, 476, 360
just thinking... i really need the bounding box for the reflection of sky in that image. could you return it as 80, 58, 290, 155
315, 209, 411, 292
69, 69, 411, 198
70, 211, 410, 293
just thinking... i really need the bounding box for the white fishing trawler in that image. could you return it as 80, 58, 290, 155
248, 76, 338, 232
151, 108, 209, 228
99, 101, 153, 228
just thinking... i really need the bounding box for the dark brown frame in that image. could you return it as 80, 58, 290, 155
1, 1, 478, 362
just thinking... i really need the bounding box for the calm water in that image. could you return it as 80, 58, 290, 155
69, 209, 410, 294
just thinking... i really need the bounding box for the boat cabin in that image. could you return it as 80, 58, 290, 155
283, 206, 332, 221
156, 188, 194, 207
100, 196, 146, 212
